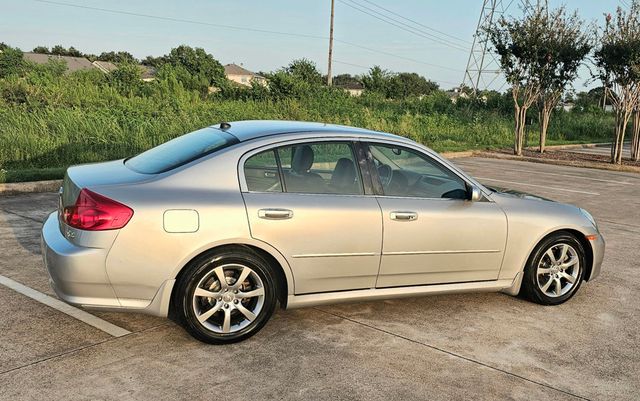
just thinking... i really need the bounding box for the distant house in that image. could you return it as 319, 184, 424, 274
23, 52, 95, 73
92, 60, 117, 73
139, 65, 156, 82
224, 63, 266, 87
336, 82, 364, 96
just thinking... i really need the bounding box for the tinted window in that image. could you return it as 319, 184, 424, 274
370, 144, 467, 199
277, 142, 363, 195
125, 128, 238, 174
244, 150, 282, 192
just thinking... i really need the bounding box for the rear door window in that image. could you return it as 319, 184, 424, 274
244, 150, 282, 192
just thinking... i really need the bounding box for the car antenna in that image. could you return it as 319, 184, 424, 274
219, 122, 231, 130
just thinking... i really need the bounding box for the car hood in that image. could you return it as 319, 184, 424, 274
486, 186, 555, 202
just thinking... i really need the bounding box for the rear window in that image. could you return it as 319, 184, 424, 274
125, 128, 238, 174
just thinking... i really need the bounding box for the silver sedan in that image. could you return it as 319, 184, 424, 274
41, 121, 605, 343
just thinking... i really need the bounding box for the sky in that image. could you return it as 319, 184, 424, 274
0, 0, 629, 91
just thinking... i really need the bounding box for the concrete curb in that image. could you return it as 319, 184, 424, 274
525, 142, 611, 151
0, 180, 62, 196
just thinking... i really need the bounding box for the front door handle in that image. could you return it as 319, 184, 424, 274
390, 211, 418, 221
258, 208, 293, 220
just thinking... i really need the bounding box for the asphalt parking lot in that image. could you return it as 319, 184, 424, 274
0, 156, 638, 401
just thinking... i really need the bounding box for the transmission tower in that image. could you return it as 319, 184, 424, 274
462, 0, 535, 94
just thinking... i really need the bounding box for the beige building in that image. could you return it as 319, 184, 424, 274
337, 82, 365, 96
224, 63, 266, 87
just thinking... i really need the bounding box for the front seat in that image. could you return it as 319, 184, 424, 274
330, 158, 358, 193
286, 145, 325, 192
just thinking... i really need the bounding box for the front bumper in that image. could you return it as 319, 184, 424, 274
588, 232, 605, 281
41, 212, 121, 308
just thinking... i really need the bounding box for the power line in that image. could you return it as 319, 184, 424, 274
337, 0, 469, 52
356, 0, 472, 45
33, 0, 462, 72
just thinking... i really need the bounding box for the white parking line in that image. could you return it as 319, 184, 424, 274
476, 177, 600, 195
0, 274, 131, 338
456, 161, 633, 185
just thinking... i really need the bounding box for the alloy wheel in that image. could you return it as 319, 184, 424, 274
191, 263, 265, 334
535, 243, 580, 298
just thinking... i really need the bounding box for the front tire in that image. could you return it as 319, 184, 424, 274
174, 247, 278, 344
521, 232, 586, 305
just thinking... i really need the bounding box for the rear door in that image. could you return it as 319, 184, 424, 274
365, 142, 508, 288
240, 140, 383, 294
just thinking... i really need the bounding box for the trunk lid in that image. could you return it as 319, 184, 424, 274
60, 160, 151, 209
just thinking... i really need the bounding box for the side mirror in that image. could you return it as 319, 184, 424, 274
469, 185, 483, 202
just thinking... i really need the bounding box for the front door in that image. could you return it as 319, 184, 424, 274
366, 143, 507, 288
241, 141, 382, 294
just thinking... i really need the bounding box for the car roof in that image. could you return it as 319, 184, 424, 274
210, 120, 406, 142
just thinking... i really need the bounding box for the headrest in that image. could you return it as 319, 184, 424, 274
292, 145, 314, 173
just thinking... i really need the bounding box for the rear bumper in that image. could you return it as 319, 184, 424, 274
41, 212, 121, 308
41, 212, 174, 317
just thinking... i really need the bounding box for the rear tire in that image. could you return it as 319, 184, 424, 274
521, 232, 585, 305
174, 246, 278, 344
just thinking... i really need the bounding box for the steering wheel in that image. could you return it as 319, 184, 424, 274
377, 164, 393, 187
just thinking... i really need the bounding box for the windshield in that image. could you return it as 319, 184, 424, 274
125, 127, 238, 174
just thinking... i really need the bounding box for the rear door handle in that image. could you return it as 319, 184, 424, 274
390, 211, 418, 221
258, 208, 293, 219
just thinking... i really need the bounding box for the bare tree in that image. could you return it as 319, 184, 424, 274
535, 8, 591, 153
487, 7, 548, 156
632, 107, 640, 160
594, 3, 640, 164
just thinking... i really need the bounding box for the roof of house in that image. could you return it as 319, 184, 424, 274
139, 65, 156, 79
224, 63, 260, 77
207, 120, 404, 143
23, 52, 95, 73
92, 60, 118, 73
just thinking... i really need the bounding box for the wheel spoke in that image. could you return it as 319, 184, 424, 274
236, 267, 251, 287
222, 308, 231, 333
558, 244, 569, 263
560, 257, 578, 270
545, 249, 557, 264
540, 278, 553, 293
236, 302, 257, 322
194, 287, 219, 298
197, 302, 222, 323
214, 266, 228, 289
538, 267, 552, 275
554, 278, 562, 295
238, 287, 264, 299
560, 272, 576, 283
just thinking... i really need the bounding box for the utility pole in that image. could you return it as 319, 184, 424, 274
327, 0, 335, 86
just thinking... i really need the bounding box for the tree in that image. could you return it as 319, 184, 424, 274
487, 6, 548, 156
361, 66, 391, 94
387, 72, 439, 99
332, 73, 361, 87
32, 46, 49, 54
594, 3, 640, 163
534, 7, 591, 153
98, 51, 137, 64
0, 46, 24, 78
164, 45, 226, 90
284, 58, 323, 85
574, 87, 607, 112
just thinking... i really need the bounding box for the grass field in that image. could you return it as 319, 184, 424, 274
0, 67, 614, 183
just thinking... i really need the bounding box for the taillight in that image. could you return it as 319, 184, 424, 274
63, 189, 133, 231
